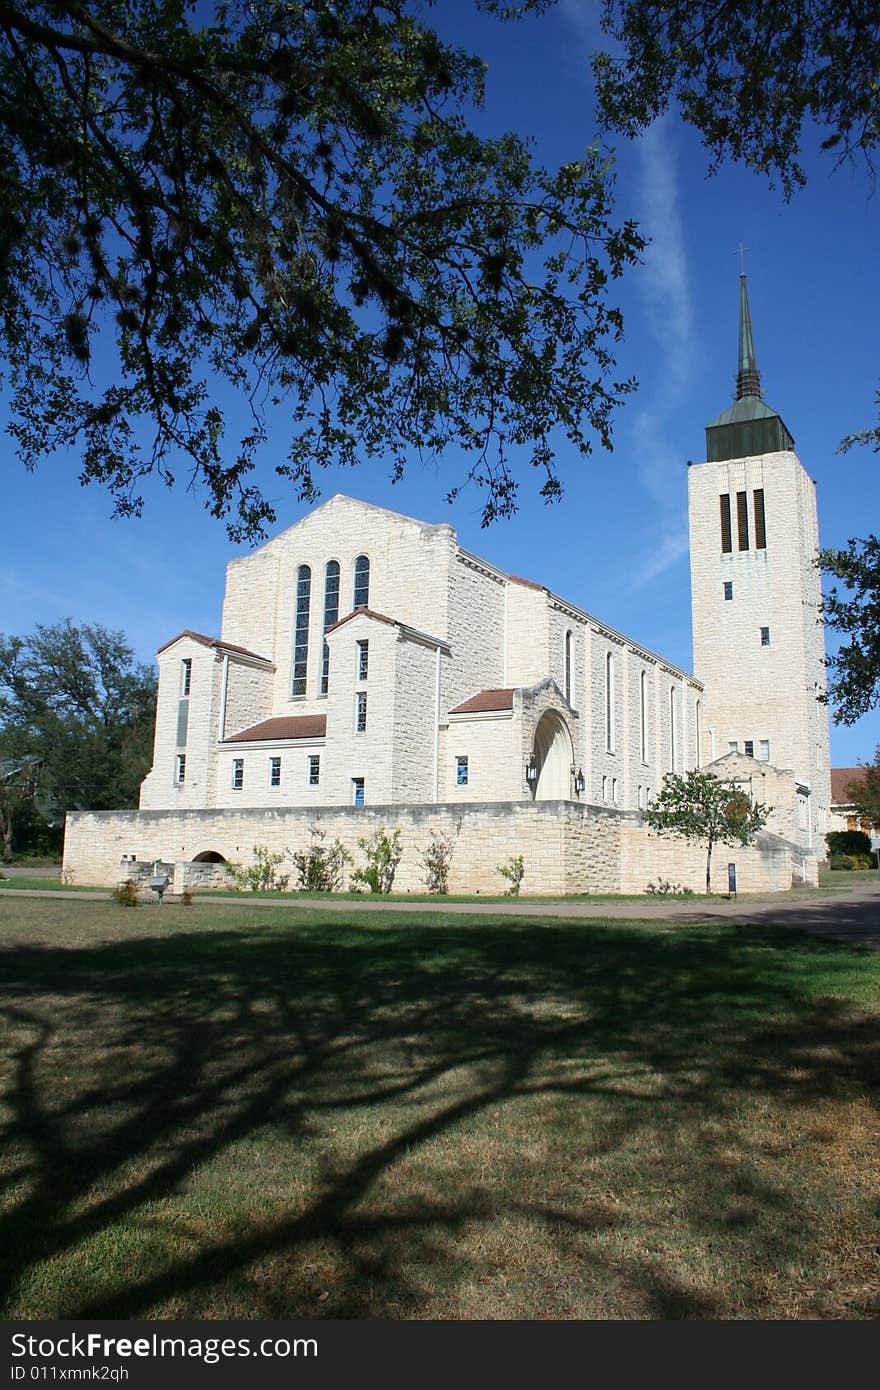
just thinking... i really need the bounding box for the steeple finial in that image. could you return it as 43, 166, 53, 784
736, 271, 761, 400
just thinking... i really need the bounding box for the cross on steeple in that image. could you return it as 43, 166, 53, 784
734, 242, 749, 276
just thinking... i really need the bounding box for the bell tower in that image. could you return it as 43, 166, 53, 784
688, 274, 831, 842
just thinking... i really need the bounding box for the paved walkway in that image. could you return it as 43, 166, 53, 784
3, 878, 880, 948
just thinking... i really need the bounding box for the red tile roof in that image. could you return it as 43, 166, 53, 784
831, 766, 868, 804
157, 629, 271, 663
224, 715, 327, 743
449, 688, 516, 715
324, 606, 397, 634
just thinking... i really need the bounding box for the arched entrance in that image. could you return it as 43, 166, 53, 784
532, 710, 574, 800
191, 850, 227, 863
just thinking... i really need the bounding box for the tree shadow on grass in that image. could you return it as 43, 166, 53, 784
0, 910, 878, 1319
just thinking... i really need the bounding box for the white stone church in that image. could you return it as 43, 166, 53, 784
64, 279, 832, 894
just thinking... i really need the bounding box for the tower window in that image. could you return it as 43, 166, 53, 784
232, 758, 244, 791
669, 686, 677, 771
321, 560, 340, 694
723, 581, 733, 601
356, 691, 367, 732
760, 626, 771, 646
308, 755, 320, 786
175, 754, 186, 785
456, 755, 469, 786
728, 741, 739, 754
292, 564, 311, 696
744, 740, 754, 757
357, 640, 369, 681
269, 756, 281, 788
180, 658, 192, 697
352, 777, 365, 807
639, 669, 648, 763
736, 491, 749, 550
758, 740, 770, 762
353, 554, 370, 609
753, 489, 767, 549
720, 494, 732, 553
564, 630, 573, 704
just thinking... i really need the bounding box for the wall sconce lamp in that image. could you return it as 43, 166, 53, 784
572, 766, 585, 796
525, 755, 538, 785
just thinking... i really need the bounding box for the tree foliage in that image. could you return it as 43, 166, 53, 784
0, 0, 644, 538
643, 768, 770, 895
593, 1, 880, 196
0, 619, 156, 855
820, 535, 880, 725
844, 749, 880, 829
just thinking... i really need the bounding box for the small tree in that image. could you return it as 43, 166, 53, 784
497, 854, 525, 896
419, 830, 455, 895
351, 827, 403, 894
643, 770, 770, 896
292, 826, 351, 893
228, 844, 290, 893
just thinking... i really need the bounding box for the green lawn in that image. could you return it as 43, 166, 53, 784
1, 895, 878, 1320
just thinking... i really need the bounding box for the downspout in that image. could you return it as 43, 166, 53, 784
433, 644, 441, 803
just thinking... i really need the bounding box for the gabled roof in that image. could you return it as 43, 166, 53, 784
157, 629, 272, 664
831, 767, 868, 805
223, 715, 327, 744
449, 688, 516, 715
325, 606, 450, 651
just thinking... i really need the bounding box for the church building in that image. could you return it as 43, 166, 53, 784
64, 279, 832, 894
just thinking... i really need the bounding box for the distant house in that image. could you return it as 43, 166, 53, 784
828, 767, 878, 835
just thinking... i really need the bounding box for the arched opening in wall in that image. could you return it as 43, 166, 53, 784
191, 850, 227, 863
533, 710, 574, 801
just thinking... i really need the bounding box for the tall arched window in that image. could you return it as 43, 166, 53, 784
695, 699, 702, 767
564, 630, 573, 704
605, 651, 615, 753
292, 564, 311, 696
321, 560, 340, 695
353, 554, 370, 609
669, 685, 677, 771
640, 670, 647, 763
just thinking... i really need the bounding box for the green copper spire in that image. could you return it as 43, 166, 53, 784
736, 274, 761, 399
704, 271, 794, 461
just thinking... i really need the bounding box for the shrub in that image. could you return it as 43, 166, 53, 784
647, 878, 694, 896
228, 844, 290, 892
351, 827, 403, 894
293, 826, 351, 892
61, 867, 76, 886
112, 878, 139, 907
829, 852, 874, 871
180, 887, 194, 906
497, 854, 525, 896
826, 830, 872, 859
419, 830, 455, 894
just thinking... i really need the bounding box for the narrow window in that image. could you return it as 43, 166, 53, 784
723, 581, 733, 601
292, 564, 311, 696
639, 669, 647, 763
456, 755, 469, 786
321, 560, 340, 695
612, 777, 618, 803
564, 630, 572, 704
736, 491, 749, 550
758, 740, 770, 762
760, 626, 770, 646
232, 758, 244, 791
270, 756, 281, 788
176, 699, 189, 747
695, 700, 702, 767
637, 784, 642, 809
605, 651, 615, 753
669, 686, 677, 771
602, 775, 609, 802
728, 741, 739, 754
175, 754, 186, 785
720, 494, 732, 553
357, 640, 369, 682
353, 554, 370, 609
356, 691, 367, 732
753, 489, 767, 549
181, 658, 192, 697
352, 777, 365, 807
308, 755, 320, 786
744, 740, 754, 758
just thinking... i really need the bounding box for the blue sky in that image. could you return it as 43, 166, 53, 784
3, 0, 878, 766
